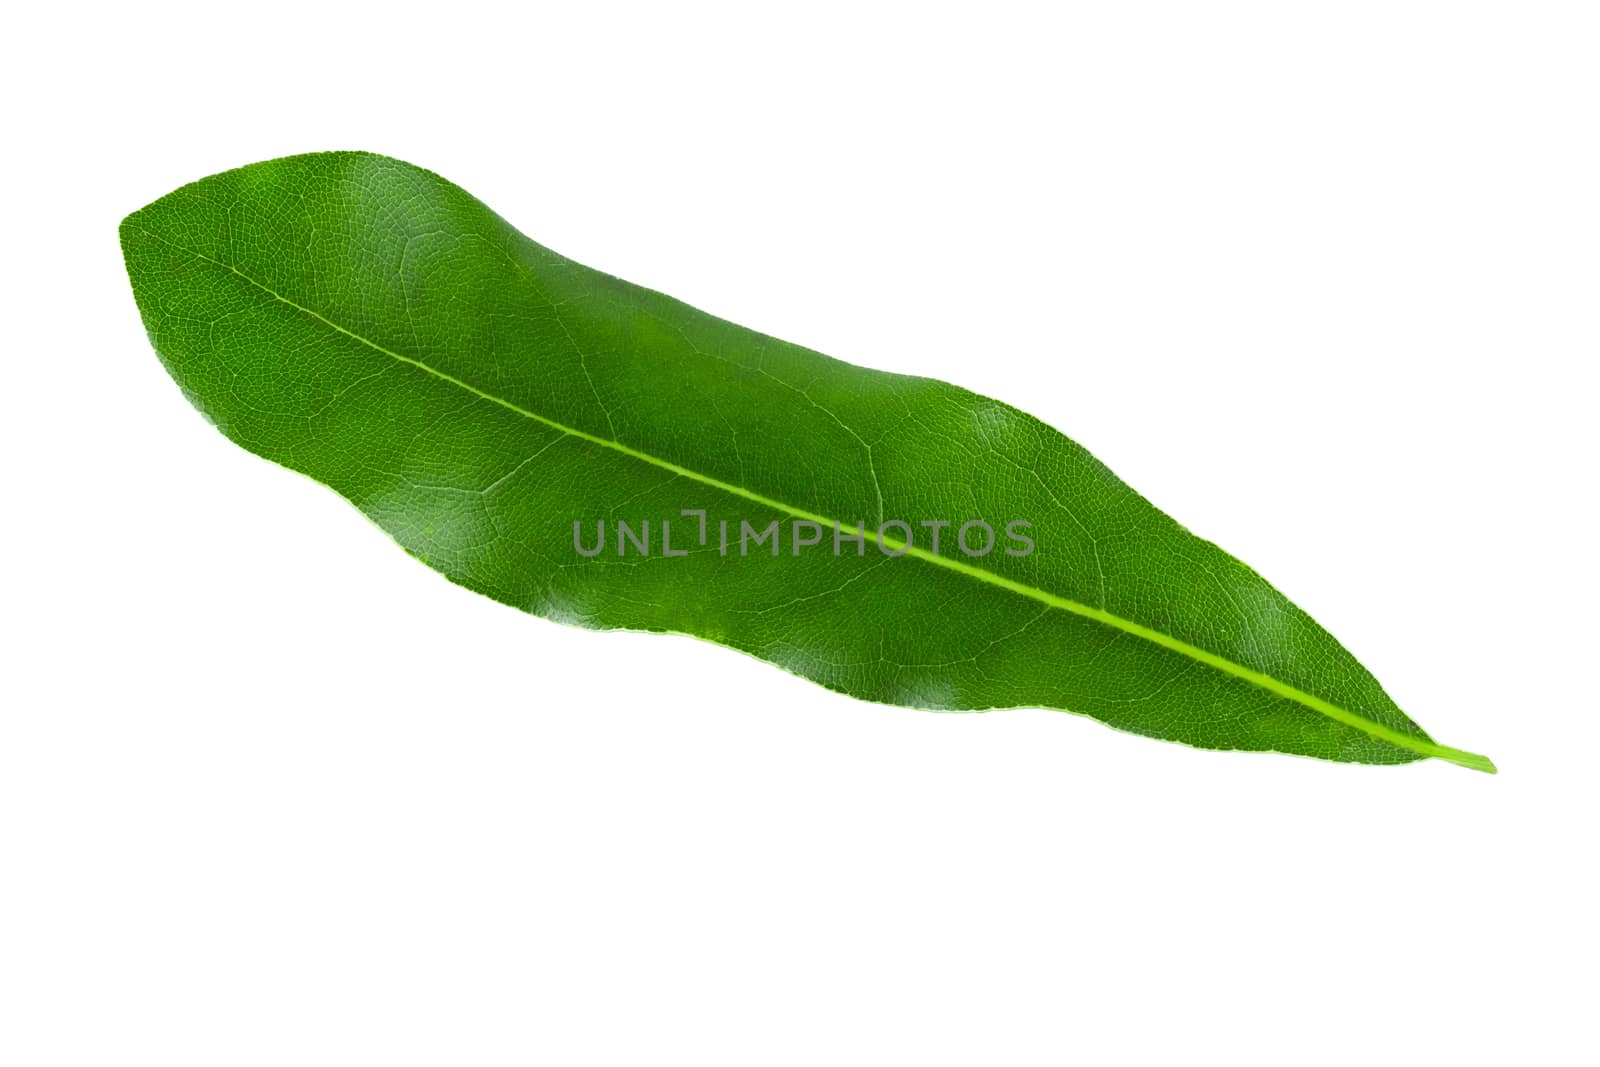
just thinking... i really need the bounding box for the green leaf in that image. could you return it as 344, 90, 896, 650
119, 151, 1493, 772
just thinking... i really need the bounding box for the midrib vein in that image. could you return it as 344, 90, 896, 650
169, 235, 1493, 772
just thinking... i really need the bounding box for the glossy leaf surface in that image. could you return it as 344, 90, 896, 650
120, 152, 1493, 771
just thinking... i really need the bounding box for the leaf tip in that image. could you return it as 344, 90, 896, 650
1439, 746, 1497, 774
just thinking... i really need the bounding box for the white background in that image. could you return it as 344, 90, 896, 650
3, 3, 1595, 1064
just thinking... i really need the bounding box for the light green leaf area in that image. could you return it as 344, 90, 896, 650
120, 152, 1492, 771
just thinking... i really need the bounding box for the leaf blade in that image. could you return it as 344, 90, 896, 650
120, 151, 1493, 771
